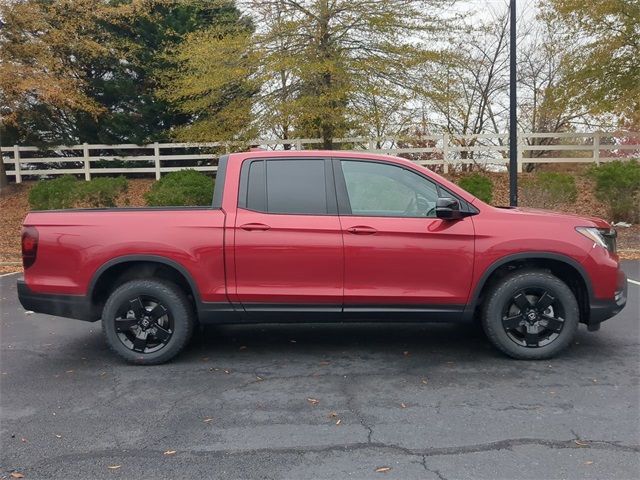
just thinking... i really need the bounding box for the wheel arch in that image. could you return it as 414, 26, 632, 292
465, 252, 593, 323
89, 255, 202, 315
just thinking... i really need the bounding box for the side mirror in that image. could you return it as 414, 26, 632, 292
436, 197, 464, 220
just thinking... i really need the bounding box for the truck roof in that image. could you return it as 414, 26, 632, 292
228, 149, 414, 165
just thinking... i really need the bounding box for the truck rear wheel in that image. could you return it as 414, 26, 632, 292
101, 279, 194, 365
481, 270, 579, 360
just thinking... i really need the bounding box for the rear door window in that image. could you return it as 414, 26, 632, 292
240, 159, 334, 215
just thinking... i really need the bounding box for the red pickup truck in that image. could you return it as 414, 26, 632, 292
18, 151, 627, 364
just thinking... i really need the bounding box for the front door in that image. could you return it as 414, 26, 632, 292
335, 159, 475, 313
234, 158, 343, 312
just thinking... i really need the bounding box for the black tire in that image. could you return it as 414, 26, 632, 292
481, 270, 579, 360
101, 279, 194, 365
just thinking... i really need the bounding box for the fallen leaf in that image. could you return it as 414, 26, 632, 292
224, 369, 230, 374
328, 412, 338, 418
21, 437, 27, 443
375, 466, 391, 473
290, 339, 297, 343
163, 450, 176, 456
100, 372, 107, 376
24, 310, 34, 315
66, 370, 74, 374
421, 378, 428, 385
400, 403, 407, 409
203, 418, 213, 423
55, 434, 62, 438
575, 440, 589, 447
10, 472, 25, 478
336, 419, 341, 425
585, 461, 593, 465
107, 465, 121, 470
255, 376, 263, 381
307, 398, 319, 405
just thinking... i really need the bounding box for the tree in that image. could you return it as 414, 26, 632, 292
0, 0, 249, 145
0, 0, 108, 145
542, 0, 640, 125
163, 0, 456, 148
516, 15, 620, 170
419, 8, 510, 169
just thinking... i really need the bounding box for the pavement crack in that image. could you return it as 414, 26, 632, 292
343, 377, 373, 443
23, 436, 640, 473
420, 455, 448, 480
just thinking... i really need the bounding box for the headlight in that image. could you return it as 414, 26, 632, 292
576, 227, 617, 252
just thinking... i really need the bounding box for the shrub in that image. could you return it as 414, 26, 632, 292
75, 177, 128, 208
28, 175, 128, 210
587, 160, 640, 222
458, 174, 493, 203
145, 169, 214, 206
28, 175, 79, 210
521, 172, 578, 209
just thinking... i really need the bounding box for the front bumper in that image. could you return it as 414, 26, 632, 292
588, 270, 627, 325
17, 279, 97, 322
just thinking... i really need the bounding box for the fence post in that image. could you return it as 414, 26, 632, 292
13, 145, 21, 184
593, 131, 601, 166
516, 136, 523, 173
295, 138, 302, 150
442, 133, 449, 174
82, 143, 91, 181
153, 142, 161, 180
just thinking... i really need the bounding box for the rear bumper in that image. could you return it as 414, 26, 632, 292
17, 279, 97, 322
588, 270, 627, 325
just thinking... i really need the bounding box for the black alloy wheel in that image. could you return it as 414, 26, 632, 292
102, 279, 194, 364
481, 270, 580, 360
501, 288, 565, 348
114, 296, 173, 354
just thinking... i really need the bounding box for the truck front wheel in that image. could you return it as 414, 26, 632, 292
481, 270, 580, 360
101, 279, 195, 365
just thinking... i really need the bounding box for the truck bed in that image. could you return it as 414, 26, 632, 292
22, 207, 227, 303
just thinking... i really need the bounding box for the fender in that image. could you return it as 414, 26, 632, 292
463, 251, 594, 321
89, 254, 203, 304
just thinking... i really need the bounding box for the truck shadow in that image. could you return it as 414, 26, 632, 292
47, 319, 617, 368
179, 321, 607, 363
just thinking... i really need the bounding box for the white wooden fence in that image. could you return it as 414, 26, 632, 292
1, 131, 639, 182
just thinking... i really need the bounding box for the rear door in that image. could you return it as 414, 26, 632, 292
334, 158, 475, 314
233, 158, 343, 312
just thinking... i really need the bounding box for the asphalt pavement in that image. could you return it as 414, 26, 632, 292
1, 262, 639, 480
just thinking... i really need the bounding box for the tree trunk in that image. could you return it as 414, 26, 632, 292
0, 150, 8, 191
321, 124, 333, 150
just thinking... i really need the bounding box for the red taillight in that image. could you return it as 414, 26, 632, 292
21, 226, 39, 269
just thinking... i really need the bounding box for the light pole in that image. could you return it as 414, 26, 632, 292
509, 0, 518, 206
